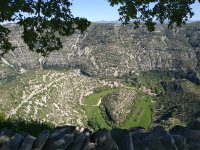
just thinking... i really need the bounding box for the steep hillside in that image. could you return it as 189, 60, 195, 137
1, 22, 200, 79
0, 69, 101, 127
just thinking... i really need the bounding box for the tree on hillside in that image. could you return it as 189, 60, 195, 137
0, 0, 199, 56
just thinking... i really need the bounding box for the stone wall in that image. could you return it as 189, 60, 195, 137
1, 119, 200, 150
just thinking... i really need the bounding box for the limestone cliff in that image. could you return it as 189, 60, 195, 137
1, 22, 200, 79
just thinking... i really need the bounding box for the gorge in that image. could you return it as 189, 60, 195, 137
0, 22, 200, 131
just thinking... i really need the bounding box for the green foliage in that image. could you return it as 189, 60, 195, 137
83, 89, 120, 130
0, 25, 15, 54
0, 113, 54, 136
138, 71, 174, 93
93, 86, 112, 93
84, 88, 153, 130
0, 0, 90, 56
84, 106, 111, 130
108, 0, 197, 30
155, 80, 200, 124
122, 71, 139, 88
87, 118, 102, 130
121, 93, 153, 129
0, 112, 6, 121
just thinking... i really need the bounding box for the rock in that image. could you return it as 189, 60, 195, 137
32, 130, 50, 150
9, 133, 25, 150
129, 126, 145, 132
79, 131, 90, 150
170, 125, 200, 149
111, 128, 133, 150
51, 125, 76, 135
0, 128, 14, 150
88, 143, 96, 150
70, 132, 86, 150
189, 143, 200, 150
143, 126, 177, 150
172, 135, 189, 150
43, 126, 75, 150
131, 136, 146, 150
129, 128, 150, 141
70, 129, 90, 150
187, 118, 200, 130
91, 128, 119, 150
143, 137, 164, 150
0, 129, 14, 144
19, 135, 36, 150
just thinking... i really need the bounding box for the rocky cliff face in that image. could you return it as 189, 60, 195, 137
1, 22, 200, 79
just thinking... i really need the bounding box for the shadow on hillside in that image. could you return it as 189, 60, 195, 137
0, 114, 54, 136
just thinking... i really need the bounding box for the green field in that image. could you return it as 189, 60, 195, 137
83, 88, 119, 105
83, 88, 152, 130
83, 106, 111, 129
122, 94, 152, 129
83, 88, 119, 129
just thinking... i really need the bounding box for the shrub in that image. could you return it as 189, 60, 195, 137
87, 118, 101, 130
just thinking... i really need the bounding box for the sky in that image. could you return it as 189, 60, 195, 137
71, 0, 200, 22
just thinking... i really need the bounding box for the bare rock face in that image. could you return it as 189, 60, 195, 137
1, 22, 200, 80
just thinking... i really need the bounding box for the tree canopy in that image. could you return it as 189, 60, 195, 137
109, 0, 199, 31
0, 0, 199, 56
0, 0, 90, 56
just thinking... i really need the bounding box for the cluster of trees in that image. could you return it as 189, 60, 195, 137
93, 86, 112, 93
0, 0, 199, 56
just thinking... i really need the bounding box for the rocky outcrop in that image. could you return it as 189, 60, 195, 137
1, 120, 200, 150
